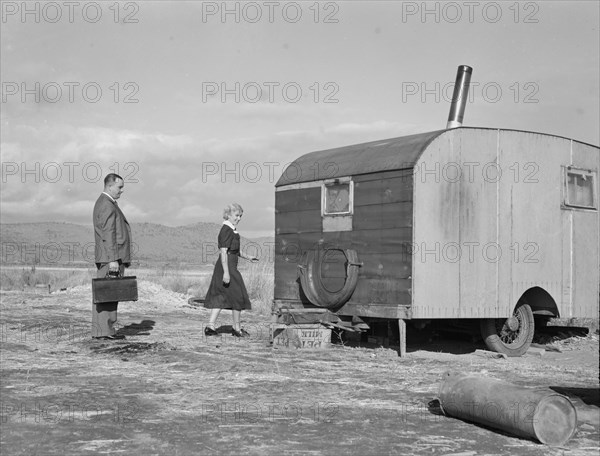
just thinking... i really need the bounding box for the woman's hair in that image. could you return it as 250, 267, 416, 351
223, 203, 243, 219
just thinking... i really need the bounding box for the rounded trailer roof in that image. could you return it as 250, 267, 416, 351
275, 127, 599, 187
276, 129, 445, 187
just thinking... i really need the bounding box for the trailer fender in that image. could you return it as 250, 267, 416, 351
298, 248, 362, 309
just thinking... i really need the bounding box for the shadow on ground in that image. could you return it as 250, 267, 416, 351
117, 319, 156, 336
550, 386, 600, 407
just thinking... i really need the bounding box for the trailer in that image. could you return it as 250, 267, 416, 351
272, 66, 599, 356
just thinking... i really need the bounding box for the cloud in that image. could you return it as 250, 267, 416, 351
0, 142, 21, 162
325, 120, 417, 135
2, 117, 440, 230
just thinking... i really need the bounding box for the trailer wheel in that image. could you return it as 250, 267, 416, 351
480, 303, 534, 357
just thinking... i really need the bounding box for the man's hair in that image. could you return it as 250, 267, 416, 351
223, 203, 243, 220
104, 173, 124, 186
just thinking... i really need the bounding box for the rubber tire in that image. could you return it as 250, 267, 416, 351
298, 249, 360, 309
480, 303, 535, 357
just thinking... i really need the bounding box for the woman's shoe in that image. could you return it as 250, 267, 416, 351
231, 328, 249, 338
204, 326, 219, 336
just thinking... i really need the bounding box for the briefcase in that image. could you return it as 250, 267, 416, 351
92, 276, 138, 304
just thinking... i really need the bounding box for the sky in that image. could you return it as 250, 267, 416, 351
1, 0, 599, 237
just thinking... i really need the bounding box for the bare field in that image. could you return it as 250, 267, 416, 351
1, 282, 598, 456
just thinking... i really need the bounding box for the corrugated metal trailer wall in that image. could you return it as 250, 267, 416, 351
570, 139, 600, 318
412, 128, 599, 319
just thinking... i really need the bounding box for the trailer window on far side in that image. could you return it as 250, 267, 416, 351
324, 182, 352, 215
564, 168, 597, 210
322, 178, 353, 232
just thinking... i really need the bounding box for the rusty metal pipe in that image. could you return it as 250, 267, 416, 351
446, 65, 473, 129
438, 372, 577, 446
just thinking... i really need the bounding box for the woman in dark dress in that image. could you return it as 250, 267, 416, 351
204, 203, 259, 337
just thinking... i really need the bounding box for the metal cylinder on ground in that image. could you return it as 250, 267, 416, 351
438, 371, 577, 446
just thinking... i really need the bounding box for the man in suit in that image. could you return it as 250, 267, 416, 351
92, 173, 132, 339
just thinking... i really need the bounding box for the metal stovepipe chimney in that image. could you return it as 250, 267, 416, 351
446, 65, 473, 129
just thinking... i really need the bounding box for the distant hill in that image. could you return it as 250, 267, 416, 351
0, 222, 274, 269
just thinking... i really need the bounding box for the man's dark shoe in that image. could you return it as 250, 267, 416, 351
204, 327, 219, 336
231, 328, 249, 338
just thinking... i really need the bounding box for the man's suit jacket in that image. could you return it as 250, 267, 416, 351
93, 193, 131, 265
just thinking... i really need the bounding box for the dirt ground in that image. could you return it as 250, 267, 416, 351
1, 282, 598, 456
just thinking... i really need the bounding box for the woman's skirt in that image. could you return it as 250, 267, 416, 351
204, 253, 251, 310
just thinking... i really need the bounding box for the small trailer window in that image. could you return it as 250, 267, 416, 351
322, 178, 353, 232
323, 179, 353, 215
563, 167, 597, 210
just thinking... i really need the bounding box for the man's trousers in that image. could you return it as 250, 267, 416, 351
91, 263, 125, 338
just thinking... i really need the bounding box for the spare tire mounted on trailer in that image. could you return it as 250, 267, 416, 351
298, 248, 362, 309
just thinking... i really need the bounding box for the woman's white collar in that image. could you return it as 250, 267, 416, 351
223, 220, 238, 233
